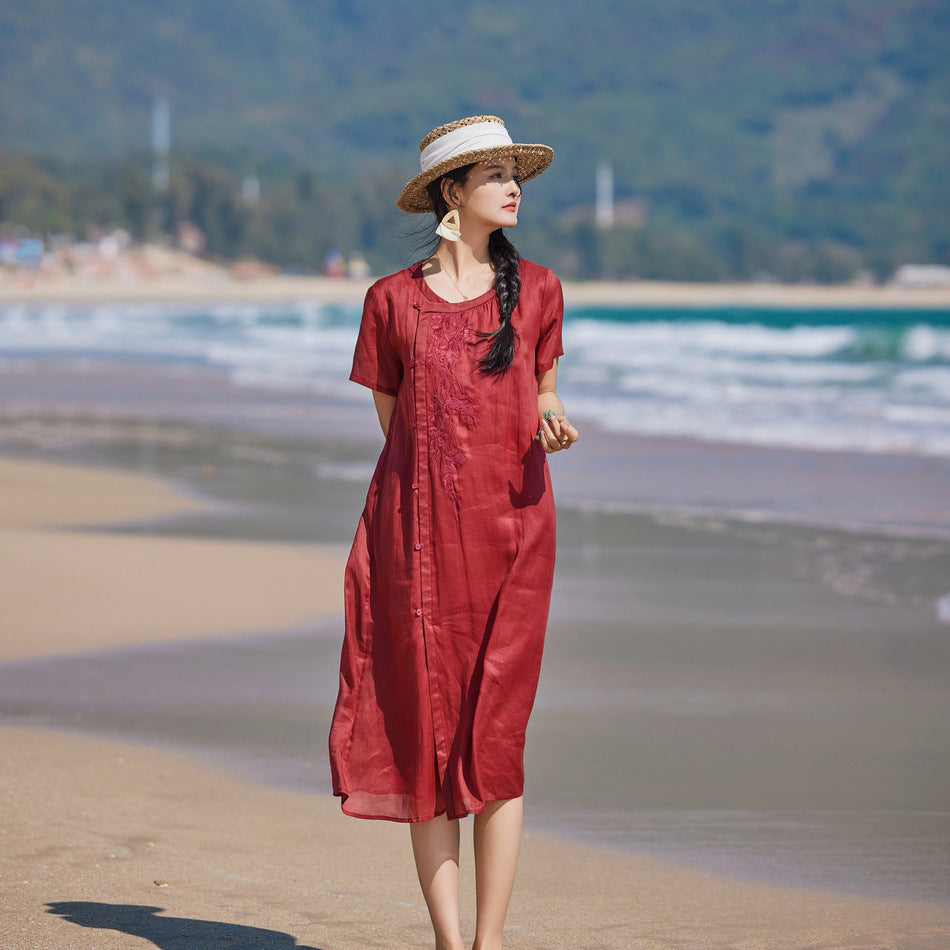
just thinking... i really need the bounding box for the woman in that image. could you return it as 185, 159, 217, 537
328, 115, 579, 950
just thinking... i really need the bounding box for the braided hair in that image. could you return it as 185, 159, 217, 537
426, 166, 520, 377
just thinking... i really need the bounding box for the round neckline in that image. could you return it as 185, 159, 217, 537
411, 261, 497, 311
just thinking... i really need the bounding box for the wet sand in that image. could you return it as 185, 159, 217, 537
4, 725, 949, 950
2, 369, 950, 943
4, 356, 950, 539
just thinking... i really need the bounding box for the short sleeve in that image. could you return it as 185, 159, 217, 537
535, 269, 564, 376
349, 284, 403, 396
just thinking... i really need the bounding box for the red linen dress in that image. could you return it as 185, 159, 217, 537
328, 258, 564, 822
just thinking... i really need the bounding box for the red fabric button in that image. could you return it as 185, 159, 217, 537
415, 608, 423, 616
414, 543, 421, 550
411, 483, 419, 490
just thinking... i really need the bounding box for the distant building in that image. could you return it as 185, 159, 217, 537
348, 253, 371, 279
325, 250, 346, 278
178, 221, 206, 256
892, 264, 950, 288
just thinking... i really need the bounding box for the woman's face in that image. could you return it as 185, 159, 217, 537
449, 157, 522, 231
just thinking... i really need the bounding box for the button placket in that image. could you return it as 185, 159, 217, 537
409, 291, 451, 788
411, 301, 430, 622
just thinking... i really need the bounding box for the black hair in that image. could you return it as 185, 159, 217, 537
426, 165, 521, 377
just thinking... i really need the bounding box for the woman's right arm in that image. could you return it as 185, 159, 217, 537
372, 391, 397, 437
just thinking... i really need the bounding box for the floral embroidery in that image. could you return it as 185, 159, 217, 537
426, 314, 476, 505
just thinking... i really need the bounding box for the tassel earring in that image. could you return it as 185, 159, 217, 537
436, 208, 461, 242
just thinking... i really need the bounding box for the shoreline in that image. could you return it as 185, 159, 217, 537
3, 451, 950, 940
5, 725, 947, 950
3, 272, 950, 308
0, 433, 943, 924
4, 357, 950, 542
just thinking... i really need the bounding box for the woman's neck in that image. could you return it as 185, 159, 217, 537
437, 236, 491, 274
424, 236, 496, 302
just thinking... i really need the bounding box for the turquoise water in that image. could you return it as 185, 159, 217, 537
3, 300, 949, 455
560, 305, 950, 454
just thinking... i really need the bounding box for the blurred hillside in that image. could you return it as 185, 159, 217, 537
1, 0, 947, 281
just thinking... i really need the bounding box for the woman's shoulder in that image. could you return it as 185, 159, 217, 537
518, 258, 561, 290
362, 266, 418, 305
517, 259, 562, 306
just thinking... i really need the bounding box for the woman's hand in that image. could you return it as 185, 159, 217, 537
537, 410, 579, 453
536, 361, 578, 454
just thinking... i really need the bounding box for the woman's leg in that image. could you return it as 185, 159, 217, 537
409, 812, 465, 950
472, 796, 523, 950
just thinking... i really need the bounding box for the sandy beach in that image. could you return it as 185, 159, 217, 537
2, 454, 949, 948
3, 270, 950, 309
5, 724, 949, 950
0, 458, 344, 661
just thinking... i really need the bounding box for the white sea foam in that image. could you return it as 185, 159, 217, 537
560, 315, 950, 456
902, 324, 950, 361
2, 301, 949, 457
567, 318, 858, 358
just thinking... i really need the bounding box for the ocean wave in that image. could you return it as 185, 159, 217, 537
566, 317, 950, 364
558, 314, 950, 456
2, 300, 950, 457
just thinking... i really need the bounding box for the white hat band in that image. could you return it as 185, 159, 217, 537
419, 121, 514, 173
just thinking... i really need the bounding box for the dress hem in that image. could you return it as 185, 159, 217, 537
334, 790, 520, 823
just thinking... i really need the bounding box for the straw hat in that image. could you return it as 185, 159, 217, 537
396, 115, 553, 213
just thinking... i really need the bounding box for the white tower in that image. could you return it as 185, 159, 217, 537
151, 96, 171, 192
595, 162, 614, 229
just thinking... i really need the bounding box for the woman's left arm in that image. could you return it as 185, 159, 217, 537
536, 360, 579, 453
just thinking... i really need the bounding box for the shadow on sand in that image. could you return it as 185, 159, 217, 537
46, 902, 328, 950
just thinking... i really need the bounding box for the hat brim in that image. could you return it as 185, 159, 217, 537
396, 143, 553, 213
